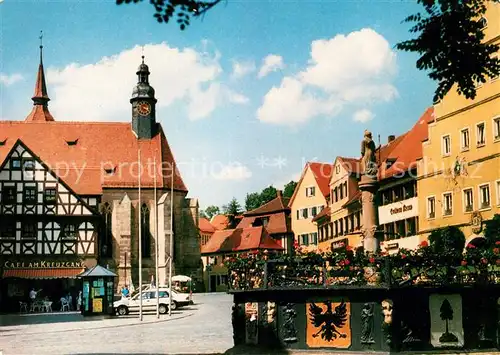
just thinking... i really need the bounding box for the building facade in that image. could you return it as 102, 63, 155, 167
417, 2, 500, 245
289, 162, 333, 251
0, 48, 201, 311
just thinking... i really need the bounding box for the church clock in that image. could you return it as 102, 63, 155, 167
137, 101, 151, 116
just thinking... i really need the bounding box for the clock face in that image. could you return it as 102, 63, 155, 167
137, 101, 151, 116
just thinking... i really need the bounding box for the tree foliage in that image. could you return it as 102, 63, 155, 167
428, 226, 466, 262
396, 0, 500, 102
283, 180, 298, 199
203, 205, 220, 219
244, 192, 262, 212
116, 0, 223, 30
485, 214, 500, 244
222, 197, 242, 215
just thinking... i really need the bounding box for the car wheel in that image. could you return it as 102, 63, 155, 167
117, 306, 128, 316
159, 304, 168, 314
171, 301, 178, 310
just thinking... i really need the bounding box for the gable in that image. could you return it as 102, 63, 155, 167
0, 140, 96, 216
330, 157, 349, 186
289, 166, 325, 209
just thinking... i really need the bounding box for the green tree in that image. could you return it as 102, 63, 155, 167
245, 192, 262, 212
222, 197, 243, 215
117, 0, 500, 104
260, 185, 277, 206
428, 226, 466, 262
199, 210, 208, 219
204, 205, 220, 219
485, 214, 500, 244
283, 181, 298, 199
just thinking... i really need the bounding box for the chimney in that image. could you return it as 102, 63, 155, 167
276, 190, 282, 199
388, 135, 396, 143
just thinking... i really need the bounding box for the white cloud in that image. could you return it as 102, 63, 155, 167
213, 163, 252, 181
258, 55, 285, 78
0, 73, 23, 86
353, 109, 375, 123
46, 43, 247, 122
231, 60, 256, 79
257, 29, 398, 126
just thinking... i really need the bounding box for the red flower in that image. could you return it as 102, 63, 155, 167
419, 240, 429, 248
467, 244, 476, 249
496, 241, 500, 245
496, 259, 500, 265
339, 242, 345, 248
349, 266, 354, 271
346, 245, 353, 251
401, 254, 407, 259
461, 260, 467, 266
252, 250, 259, 255
339, 260, 345, 266
494, 248, 499, 254
344, 259, 351, 266
369, 257, 376, 264
481, 258, 488, 264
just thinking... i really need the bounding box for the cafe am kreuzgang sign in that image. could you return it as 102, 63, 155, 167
3, 260, 86, 269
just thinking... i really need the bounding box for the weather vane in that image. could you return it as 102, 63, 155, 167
39, 30, 43, 48
141, 45, 145, 64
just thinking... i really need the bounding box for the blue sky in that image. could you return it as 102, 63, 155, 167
0, 0, 436, 209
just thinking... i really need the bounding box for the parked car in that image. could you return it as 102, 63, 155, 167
113, 288, 192, 316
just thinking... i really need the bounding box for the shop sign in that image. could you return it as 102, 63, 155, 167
331, 238, 349, 250
378, 197, 418, 225
3, 260, 85, 269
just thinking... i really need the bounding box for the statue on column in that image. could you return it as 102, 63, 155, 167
360, 130, 378, 178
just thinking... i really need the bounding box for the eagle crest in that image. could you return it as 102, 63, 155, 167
309, 300, 348, 341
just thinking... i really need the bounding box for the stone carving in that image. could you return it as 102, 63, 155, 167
267, 301, 276, 324
282, 303, 298, 343
360, 303, 375, 344
381, 299, 393, 345
360, 130, 378, 177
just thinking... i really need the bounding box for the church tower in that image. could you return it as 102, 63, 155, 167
130, 56, 158, 139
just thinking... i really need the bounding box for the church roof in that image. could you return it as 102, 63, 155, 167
0, 122, 188, 195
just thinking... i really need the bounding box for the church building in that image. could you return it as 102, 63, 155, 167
0, 44, 201, 311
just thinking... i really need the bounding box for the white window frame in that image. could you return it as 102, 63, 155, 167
442, 192, 453, 217
441, 134, 451, 156
493, 116, 500, 142
476, 121, 486, 147
305, 186, 315, 197
496, 179, 500, 206
427, 195, 436, 219
462, 187, 474, 213
478, 183, 491, 210
460, 127, 470, 151
335, 165, 341, 174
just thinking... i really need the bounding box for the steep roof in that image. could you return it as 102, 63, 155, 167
312, 206, 331, 223
211, 214, 229, 230
236, 212, 290, 235
0, 123, 187, 195
199, 217, 216, 233
244, 192, 290, 217
200, 226, 283, 254
378, 107, 434, 180
288, 162, 333, 207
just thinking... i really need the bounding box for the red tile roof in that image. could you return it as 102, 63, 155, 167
237, 211, 290, 235
200, 226, 283, 254
378, 107, 434, 180
0, 122, 187, 195
288, 162, 333, 207
211, 214, 229, 230
244, 192, 289, 217
312, 206, 330, 223
199, 217, 216, 233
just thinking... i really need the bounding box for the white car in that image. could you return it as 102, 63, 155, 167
113, 288, 192, 316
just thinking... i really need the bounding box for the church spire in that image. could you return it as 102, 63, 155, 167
25, 31, 55, 122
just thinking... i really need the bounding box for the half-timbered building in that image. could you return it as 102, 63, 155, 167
0, 45, 201, 312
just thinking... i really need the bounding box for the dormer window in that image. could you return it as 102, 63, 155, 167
66, 139, 78, 146
104, 166, 116, 175
386, 158, 396, 169
0, 139, 6, 146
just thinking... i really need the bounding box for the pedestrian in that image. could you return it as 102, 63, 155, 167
67, 293, 73, 311
121, 285, 129, 299
77, 291, 82, 311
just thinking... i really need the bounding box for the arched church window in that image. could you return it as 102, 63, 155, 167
101, 202, 113, 257
141, 204, 151, 258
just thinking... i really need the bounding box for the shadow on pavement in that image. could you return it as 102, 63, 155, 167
0, 312, 102, 327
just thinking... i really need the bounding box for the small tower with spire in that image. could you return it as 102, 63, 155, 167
130, 53, 158, 139
25, 31, 55, 122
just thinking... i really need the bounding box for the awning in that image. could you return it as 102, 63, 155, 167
2, 268, 84, 279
